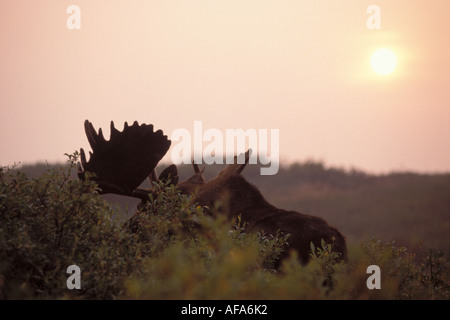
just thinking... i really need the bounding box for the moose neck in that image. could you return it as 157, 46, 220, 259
194, 174, 275, 219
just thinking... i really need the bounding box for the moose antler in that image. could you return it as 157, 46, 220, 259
77, 120, 171, 199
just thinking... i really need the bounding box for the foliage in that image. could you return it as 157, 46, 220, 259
0, 155, 448, 300
309, 238, 343, 293
0, 153, 130, 299
16, 159, 450, 256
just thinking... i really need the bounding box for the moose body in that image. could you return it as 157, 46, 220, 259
176, 154, 347, 265
78, 120, 347, 266
193, 173, 347, 264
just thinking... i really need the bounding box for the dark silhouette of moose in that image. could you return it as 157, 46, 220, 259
78, 120, 347, 265
173, 151, 347, 265
77, 119, 177, 199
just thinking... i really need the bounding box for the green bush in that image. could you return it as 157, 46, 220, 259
0, 154, 131, 299
0, 154, 448, 300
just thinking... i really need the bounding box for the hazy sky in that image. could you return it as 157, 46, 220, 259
1, 0, 449, 174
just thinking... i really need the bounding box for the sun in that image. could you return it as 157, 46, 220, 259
371, 48, 397, 75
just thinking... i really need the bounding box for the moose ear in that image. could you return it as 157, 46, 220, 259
236, 149, 252, 174
158, 164, 179, 185
219, 149, 252, 177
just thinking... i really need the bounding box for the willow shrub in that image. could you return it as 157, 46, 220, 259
0, 154, 448, 299
0, 154, 132, 299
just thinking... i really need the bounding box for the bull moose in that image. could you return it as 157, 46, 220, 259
77, 120, 347, 265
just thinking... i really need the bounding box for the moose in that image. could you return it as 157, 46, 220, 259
77, 120, 347, 265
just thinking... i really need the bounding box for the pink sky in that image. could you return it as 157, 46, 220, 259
1, 0, 449, 173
